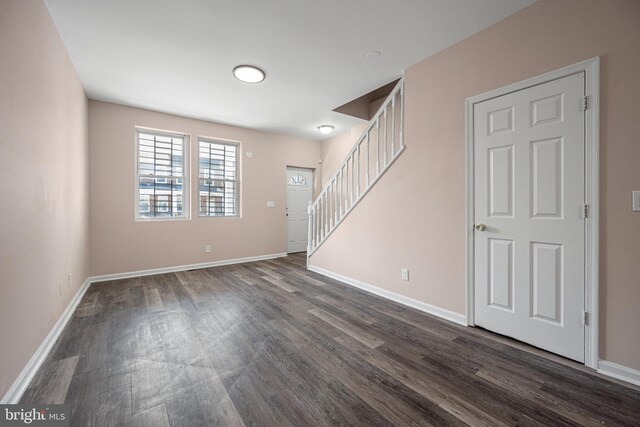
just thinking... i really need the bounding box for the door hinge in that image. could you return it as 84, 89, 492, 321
581, 204, 588, 219
582, 311, 589, 326
581, 96, 588, 111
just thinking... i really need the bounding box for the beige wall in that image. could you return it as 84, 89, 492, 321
89, 101, 321, 276
311, 0, 640, 370
0, 0, 89, 398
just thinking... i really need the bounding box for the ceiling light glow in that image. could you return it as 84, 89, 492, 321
317, 125, 335, 135
233, 65, 265, 83
366, 50, 382, 59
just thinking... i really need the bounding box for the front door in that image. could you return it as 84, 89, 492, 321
287, 168, 313, 253
473, 72, 586, 362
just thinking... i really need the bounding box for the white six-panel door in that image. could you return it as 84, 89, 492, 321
473, 73, 586, 362
287, 168, 313, 253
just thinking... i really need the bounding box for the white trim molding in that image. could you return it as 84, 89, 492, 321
464, 57, 600, 368
598, 361, 640, 388
90, 252, 287, 283
1, 277, 92, 404
308, 265, 467, 326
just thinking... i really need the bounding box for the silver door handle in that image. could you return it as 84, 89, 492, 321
475, 224, 487, 231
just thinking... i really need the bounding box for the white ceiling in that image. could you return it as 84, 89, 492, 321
44, 0, 535, 140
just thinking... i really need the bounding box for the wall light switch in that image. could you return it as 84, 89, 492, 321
633, 191, 640, 212
266, 201, 275, 208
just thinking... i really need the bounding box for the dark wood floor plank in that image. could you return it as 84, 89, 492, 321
143, 286, 164, 312
260, 274, 298, 293
21, 355, 78, 405
270, 317, 463, 427
476, 367, 604, 427
314, 293, 378, 324
127, 403, 170, 427
183, 365, 246, 426
75, 289, 100, 318
309, 307, 385, 348
437, 394, 511, 427
130, 359, 173, 414
334, 333, 451, 406
19, 252, 640, 426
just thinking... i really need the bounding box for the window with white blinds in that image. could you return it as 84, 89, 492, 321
136, 130, 188, 219
198, 138, 238, 217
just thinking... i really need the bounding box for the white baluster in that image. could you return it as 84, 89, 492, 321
391, 95, 396, 156
384, 107, 388, 167
320, 193, 323, 239
328, 181, 333, 229
325, 191, 329, 234
366, 132, 370, 188
344, 162, 349, 210
350, 154, 355, 206
307, 201, 313, 253
333, 175, 340, 224
399, 87, 404, 149
338, 168, 343, 218
319, 198, 322, 240
356, 144, 360, 198
313, 204, 317, 248
376, 117, 381, 176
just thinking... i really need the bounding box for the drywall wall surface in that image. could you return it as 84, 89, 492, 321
311, 0, 640, 370
89, 101, 321, 276
0, 0, 89, 398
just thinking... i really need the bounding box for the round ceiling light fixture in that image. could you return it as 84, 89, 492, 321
366, 50, 382, 59
317, 125, 335, 135
233, 65, 265, 83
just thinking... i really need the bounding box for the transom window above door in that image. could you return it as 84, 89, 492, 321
288, 174, 308, 186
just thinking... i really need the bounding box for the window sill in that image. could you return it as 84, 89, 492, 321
135, 216, 190, 222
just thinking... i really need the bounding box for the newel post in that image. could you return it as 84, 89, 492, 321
307, 201, 313, 252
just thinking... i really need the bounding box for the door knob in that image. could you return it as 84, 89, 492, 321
475, 224, 487, 231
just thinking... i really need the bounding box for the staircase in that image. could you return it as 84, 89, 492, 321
307, 77, 405, 259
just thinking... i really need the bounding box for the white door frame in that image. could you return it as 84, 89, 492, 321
464, 57, 600, 369
286, 166, 314, 253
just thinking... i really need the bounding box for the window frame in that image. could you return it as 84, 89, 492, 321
197, 137, 240, 218
135, 128, 190, 221
139, 194, 151, 213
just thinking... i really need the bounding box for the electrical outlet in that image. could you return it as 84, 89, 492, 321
58, 282, 62, 296
266, 201, 275, 208
68, 273, 72, 288
633, 191, 640, 212
401, 268, 409, 281
205, 244, 212, 253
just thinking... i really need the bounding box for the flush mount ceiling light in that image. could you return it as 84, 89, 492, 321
366, 50, 382, 59
233, 65, 265, 83
317, 125, 335, 135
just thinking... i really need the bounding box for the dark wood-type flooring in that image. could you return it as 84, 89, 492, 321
21, 253, 640, 426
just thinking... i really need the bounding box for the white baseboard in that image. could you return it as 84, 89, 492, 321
598, 360, 640, 387
90, 252, 287, 283
307, 265, 467, 326
1, 277, 92, 404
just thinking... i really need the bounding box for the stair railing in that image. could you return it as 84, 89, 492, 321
307, 77, 405, 259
